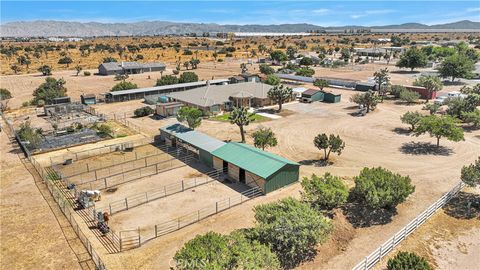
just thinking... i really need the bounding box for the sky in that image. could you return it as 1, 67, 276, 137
1, 1, 479, 26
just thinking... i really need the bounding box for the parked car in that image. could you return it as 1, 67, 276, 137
434, 96, 449, 105
447, 91, 467, 99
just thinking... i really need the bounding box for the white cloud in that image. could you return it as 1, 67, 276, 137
313, 9, 331, 15
466, 7, 480, 12
350, 9, 395, 19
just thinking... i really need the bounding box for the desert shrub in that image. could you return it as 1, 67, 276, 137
111, 81, 137, 91
387, 252, 432, 270
83, 71, 91, 76
156, 75, 179, 86
399, 90, 421, 104
259, 64, 275, 75
301, 173, 349, 210
390, 85, 406, 98
134, 106, 154, 117
401, 111, 423, 131
352, 167, 415, 210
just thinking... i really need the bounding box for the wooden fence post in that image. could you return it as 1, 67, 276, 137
216, 202, 218, 213
155, 225, 158, 237
125, 198, 129, 210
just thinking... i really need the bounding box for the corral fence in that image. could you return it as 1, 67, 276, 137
48, 136, 154, 166
85, 106, 142, 134
352, 181, 465, 270
96, 169, 223, 215
1, 113, 33, 157
111, 186, 263, 250
0, 123, 108, 269
56, 147, 197, 191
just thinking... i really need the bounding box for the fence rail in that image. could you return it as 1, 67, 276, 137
352, 181, 465, 270
97, 169, 223, 215
113, 186, 263, 248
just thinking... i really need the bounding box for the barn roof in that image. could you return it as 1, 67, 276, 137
212, 142, 299, 179
160, 123, 226, 153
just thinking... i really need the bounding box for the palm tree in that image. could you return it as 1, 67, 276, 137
229, 107, 255, 143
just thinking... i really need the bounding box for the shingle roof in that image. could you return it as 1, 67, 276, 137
167, 82, 272, 108
212, 142, 299, 179
160, 123, 226, 153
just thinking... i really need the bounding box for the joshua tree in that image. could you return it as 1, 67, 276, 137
229, 107, 254, 143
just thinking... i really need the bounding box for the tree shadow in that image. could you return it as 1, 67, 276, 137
442, 80, 466, 86
391, 70, 421, 74
463, 125, 480, 133
342, 202, 396, 228
392, 127, 411, 135
443, 191, 480, 219
298, 159, 332, 167
399, 141, 454, 156
343, 105, 359, 110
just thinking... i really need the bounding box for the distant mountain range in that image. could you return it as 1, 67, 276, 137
1, 20, 479, 37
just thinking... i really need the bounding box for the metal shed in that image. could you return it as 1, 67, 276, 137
211, 142, 299, 194
301, 89, 324, 103
160, 124, 226, 167
323, 92, 342, 103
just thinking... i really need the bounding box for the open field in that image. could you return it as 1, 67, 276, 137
0, 121, 82, 270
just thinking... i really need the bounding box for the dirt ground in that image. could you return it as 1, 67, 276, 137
374, 186, 480, 270
0, 122, 81, 269
82, 82, 478, 269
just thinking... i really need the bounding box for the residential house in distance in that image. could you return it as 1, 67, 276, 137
229, 73, 261, 84
98, 61, 166, 75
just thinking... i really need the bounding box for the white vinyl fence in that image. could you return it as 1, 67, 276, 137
352, 181, 465, 270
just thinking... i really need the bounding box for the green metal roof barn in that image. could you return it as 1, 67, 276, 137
212, 142, 300, 193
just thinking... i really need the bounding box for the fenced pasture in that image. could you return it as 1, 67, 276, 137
53, 144, 196, 190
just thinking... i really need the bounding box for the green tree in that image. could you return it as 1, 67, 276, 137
350, 90, 379, 113
17, 121, 42, 148
38, 65, 52, 76
10, 64, 21, 74
299, 57, 313, 66
267, 84, 292, 112
353, 167, 415, 209
387, 252, 432, 270
462, 109, 480, 127
395, 47, 428, 71
270, 50, 288, 64
313, 133, 345, 161
173, 231, 280, 270
133, 106, 154, 117
176, 106, 203, 130
313, 79, 329, 91
401, 111, 423, 131
252, 127, 277, 150
286, 46, 297, 60
179, 71, 199, 83
438, 53, 475, 82
156, 75, 179, 86
301, 173, 348, 210
58, 56, 73, 67
374, 68, 390, 101
0, 88, 12, 112
390, 85, 406, 99
259, 64, 275, 75
111, 81, 137, 91
75, 65, 83, 76
461, 157, 480, 187
229, 107, 254, 143
254, 197, 332, 268
413, 76, 443, 101
422, 103, 441, 115
295, 67, 315, 77
399, 90, 421, 104
32, 77, 67, 105
96, 124, 113, 137
264, 74, 281, 86
414, 115, 464, 147
102, 57, 117, 63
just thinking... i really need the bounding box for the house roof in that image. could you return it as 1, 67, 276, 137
107, 79, 229, 96
160, 123, 226, 153
302, 89, 321, 96
99, 61, 166, 71
167, 82, 272, 108
275, 73, 315, 83
100, 62, 123, 71
212, 142, 299, 179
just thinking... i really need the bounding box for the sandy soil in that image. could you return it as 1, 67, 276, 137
374, 187, 480, 270
83, 85, 479, 269
0, 122, 81, 269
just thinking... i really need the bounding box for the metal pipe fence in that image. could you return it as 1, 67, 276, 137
96, 169, 223, 215
113, 186, 263, 249
352, 181, 465, 270
60, 152, 197, 191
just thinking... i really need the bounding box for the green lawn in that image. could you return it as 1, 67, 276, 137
210, 112, 270, 122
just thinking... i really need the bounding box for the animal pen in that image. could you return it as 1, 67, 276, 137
47, 139, 262, 251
